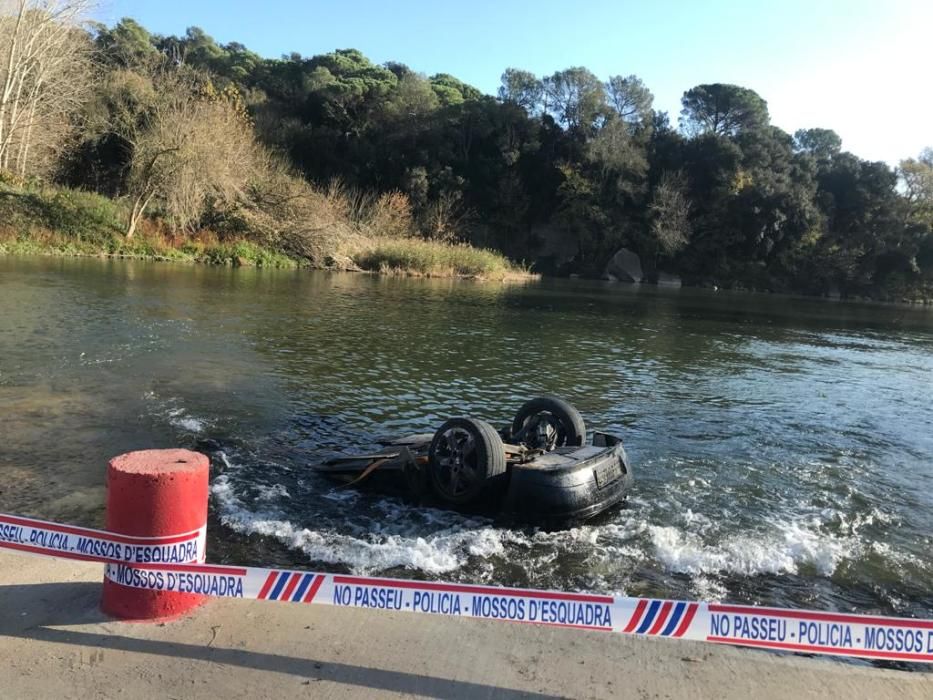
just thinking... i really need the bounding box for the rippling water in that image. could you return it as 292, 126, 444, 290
2, 257, 932, 627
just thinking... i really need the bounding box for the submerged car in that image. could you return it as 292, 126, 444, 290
313, 397, 633, 524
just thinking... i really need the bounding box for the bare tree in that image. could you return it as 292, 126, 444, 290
108, 67, 259, 237
650, 170, 692, 256
0, 0, 93, 176
420, 191, 470, 243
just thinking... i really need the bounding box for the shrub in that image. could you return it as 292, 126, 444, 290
0, 180, 124, 243
355, 238, 521, 280
364, 191, 416, 238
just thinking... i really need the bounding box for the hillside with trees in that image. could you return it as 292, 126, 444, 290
2, 3, 932, 297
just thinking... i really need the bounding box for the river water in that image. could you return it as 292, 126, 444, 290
1, 257, 932, 624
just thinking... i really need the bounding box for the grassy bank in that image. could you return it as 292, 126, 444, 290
0, 229, 301, 268
0, 180, 526, 279
0, 181, 300, 267
355, 238, 529, 280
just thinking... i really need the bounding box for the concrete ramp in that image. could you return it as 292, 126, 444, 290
1, 551, 930, 699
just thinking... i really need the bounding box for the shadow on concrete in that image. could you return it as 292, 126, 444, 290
1, 581, 109, 630
1, 582, 562, 700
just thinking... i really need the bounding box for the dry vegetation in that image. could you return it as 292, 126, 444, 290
0, 0, 93, 176
0, 0, 525, 279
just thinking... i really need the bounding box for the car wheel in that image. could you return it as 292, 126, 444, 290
428, 417, 506, 505
511, 396, 585, 450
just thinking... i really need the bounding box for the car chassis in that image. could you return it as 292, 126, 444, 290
313, 397, 634, 524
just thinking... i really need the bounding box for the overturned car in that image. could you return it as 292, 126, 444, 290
313, 397, 633, 524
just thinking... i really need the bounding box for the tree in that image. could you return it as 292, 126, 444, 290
13, 12, 927, 299
92, 17, 159, 69
384, 61, 413, 80
498, 68, 542, 114
542, 67, 605, 136
554, 163, 612, 269
899, 148, 933, 227
793, 127, 841, 162
0, 0, 93, 176
304, 48, 398, 135
649, 170, 691, 256
99, 67, 259, 237
605, 74, 653, 128
679, 83, 769, 138
429, 73, 481, 106
179, 26, 223, 66
586, 118, 646, 177
383, 72, 438, 120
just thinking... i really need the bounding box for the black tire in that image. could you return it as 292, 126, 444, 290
428, 417, 506, 505
511, 396, 586, 450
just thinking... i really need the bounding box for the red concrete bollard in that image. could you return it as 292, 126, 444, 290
100, 449, 210, 620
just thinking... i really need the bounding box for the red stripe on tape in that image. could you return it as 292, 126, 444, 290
708, 604, 933, 630
0, 514, 201, 545
500, 618, 612, 633
257, 572, 278, 600
0, 540, 242, 574
333, 575, 613, 604
673, 603, 699, 638
281, 572, 301, 601
1, 541, 119, 565
303, 574, 325, 603
117, 562, 247, 575
623, 599, 648, 633
648, 601, 673, 635
707, 636, 933, 662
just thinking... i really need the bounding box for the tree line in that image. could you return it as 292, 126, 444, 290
3, 5, 932, 297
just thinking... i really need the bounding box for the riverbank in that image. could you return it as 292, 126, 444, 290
1, 551, 929, 700
0, 180, 529, 281
0, 236, 532, 282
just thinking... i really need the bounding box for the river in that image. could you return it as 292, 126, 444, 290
1, 257, 931, 624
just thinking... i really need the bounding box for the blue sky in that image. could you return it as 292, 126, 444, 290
98, 1, 931, 165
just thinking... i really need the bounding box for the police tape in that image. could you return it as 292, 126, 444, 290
0, 512, 205, 565
2, 512, 932, 663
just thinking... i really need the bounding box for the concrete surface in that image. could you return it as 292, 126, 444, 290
1, 550, 930, 699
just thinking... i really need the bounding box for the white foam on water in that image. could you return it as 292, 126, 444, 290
254, 483, 290, 501
210, 451, 925, 611
691, 575, 728, 602
211, 473, 514, 576
648, 519, 853, 577
143, 392, 208, 434
319, 489, 360, 504
869, 540, 931, 574
167, 408, 206, 434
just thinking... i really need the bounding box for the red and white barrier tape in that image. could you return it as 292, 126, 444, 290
2, 512, 931, 663
0, 513, 205, 565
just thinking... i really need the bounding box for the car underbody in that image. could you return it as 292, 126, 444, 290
312, 397, 634, 525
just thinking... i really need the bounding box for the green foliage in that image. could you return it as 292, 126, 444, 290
305, 49, 399, 131
0, 180, 125, 243
182, 240, 299, 267
899, 149, 933, 228
0, 179, 299, 267
93, 18, 160, 69
430, 73, 482, 106
543, 67, 606, 136
680, 84, 770, 137
14, 16, 931, 296
793, 128, 842, 163
383, 73, 439, 120
498, 68, 543, 113
606, 75, 653, 127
